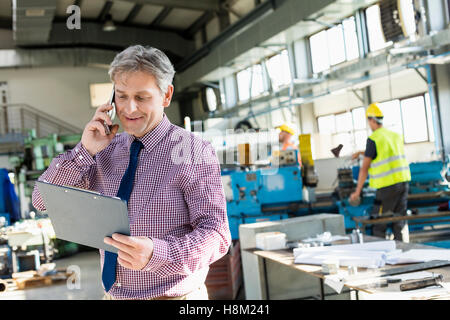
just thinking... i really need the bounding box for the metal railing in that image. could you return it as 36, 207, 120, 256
0, 103, 82, 153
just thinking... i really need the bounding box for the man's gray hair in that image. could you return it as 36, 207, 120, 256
108, 45, 175, 94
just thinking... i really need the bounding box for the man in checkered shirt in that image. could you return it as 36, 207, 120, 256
32, 45, 231, 300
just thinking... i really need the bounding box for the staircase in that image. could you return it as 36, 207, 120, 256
0, 103, 82, 154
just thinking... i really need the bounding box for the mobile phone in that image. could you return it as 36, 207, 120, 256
104, 86, 116, 135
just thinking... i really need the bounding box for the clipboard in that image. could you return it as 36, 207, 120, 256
35, 181, 130, 253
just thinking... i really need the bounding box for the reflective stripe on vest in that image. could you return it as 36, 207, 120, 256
370, 155, 407, 169
368, 127, 411, 189
370, 166, 410, 179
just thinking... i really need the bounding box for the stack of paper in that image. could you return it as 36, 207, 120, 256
386, 249, 450, 265
293, 241, 397, 269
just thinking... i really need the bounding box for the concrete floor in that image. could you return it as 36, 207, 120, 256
0, 250, 104, 300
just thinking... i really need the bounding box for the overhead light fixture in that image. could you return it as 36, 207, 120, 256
25, 9, 45, 17
103, 14, 116, 32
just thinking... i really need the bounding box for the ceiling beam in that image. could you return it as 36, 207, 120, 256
123, 4, 143, 24
150, 7, 171, 27
221, 0, 241, 18
97, 1, 113, 21
48, 21, 195, 58
184, 11, 215, 38
176, 0, 341, 90
110, 0, 220, 11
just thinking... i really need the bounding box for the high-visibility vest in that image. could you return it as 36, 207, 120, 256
368, 127, 411, 189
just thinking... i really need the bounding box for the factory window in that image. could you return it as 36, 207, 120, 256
327, 24, 346, 66
219, 79, 227, 107
377, 94, 432, 144
352, 107, 368, 150
266, 50, 292, 90
335, 112, 353, 133
223, 75, 238, 109
309, 16, 360, 74
317, 109, 368, 157
318, 110, 365, 135
89, 83, 113, 108
236, 64, 265, 102
317, 114, 336, 134
310, 30, 330, 73
354, 130, 368, 151
365, 4, 393, 52
352, 107, 366, 130
343, 16, 360, 61
378, 99, 403, 135
400, 95, 429, 143
315, 94, 433, 159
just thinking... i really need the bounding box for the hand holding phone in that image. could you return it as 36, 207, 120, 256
104, 86, 116, 135
81, 85, 119, 157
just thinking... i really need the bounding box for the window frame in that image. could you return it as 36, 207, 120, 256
398, 93, 431, 144
235, 62, 269, 103
308, 14, 360, 74
315, 92, 433, 151
265, 49, 293, 91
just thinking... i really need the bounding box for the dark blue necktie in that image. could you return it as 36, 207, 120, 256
102, 139, 143, 292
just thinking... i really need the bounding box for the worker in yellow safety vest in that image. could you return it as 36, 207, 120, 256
278, 124, 298, 151
350, 103, 411, 241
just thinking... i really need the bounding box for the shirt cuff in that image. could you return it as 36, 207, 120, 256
141, 237, 169, 272
71, 142, 96, 168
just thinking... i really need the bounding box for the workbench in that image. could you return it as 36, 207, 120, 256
244, 235, 450, 300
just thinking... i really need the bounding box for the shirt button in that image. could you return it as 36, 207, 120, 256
78, 155, 83, 160
75, 148, 79, 153
56, 163, 60, 168
116, 282, 121, 287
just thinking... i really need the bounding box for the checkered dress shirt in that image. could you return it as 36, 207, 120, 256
32, 114, 231, 299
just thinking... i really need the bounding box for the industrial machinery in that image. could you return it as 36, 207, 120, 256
216, 130, 338, 239
223, 160, 303, 239
222, 151, 330, 239
335, 165, 375, 230
9, 130, 82, 220
404, 160, 450, 246
4, 129, 84, 268
335, 159, 450, 245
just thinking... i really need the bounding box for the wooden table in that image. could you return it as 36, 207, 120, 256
244, 236, 450, 300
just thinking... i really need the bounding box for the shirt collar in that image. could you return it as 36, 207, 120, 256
124, 113, 171, 153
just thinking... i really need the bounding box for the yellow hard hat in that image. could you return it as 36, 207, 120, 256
278, 124, 295, 135
366, 103, 384, 118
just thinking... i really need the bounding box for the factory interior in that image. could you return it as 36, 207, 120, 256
0, 0, 450, 302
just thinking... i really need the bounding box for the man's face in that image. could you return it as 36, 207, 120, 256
279, 131, 292, 144
368, 118, 379, 131
113, 70, 173, 137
